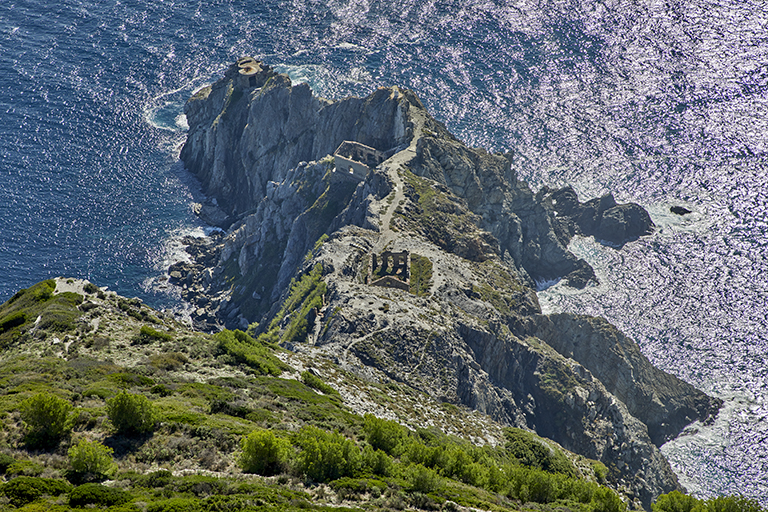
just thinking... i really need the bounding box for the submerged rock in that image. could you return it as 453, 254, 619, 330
178, 58, 720, 508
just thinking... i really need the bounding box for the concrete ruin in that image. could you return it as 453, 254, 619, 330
369, 250, 410, 291
333, 141, 385, 182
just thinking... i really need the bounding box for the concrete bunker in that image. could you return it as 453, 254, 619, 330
368, 250, 410, 292
333, 141, 385, 182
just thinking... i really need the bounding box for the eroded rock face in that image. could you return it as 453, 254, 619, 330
181, 60, 411, 221
538, 185, 655, 246
177, 58, 720, 509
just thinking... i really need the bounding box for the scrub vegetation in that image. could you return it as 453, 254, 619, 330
0, 279, 758, 512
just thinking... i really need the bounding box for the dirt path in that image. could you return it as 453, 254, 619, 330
373, 100, 425, 253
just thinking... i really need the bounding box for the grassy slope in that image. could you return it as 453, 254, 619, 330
0, 278, 753, 512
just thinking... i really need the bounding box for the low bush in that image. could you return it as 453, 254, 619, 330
592, 486, 629, 512
68, 438, 117, 482
301, 371, 339, 396
135, 325, 173, 344
0, 311, 26, 333
6, 460, 44, 477
504, 427, 576, 476
147, 497, 202, 512
216, 329, 286, 375
83, 282, 100, 294
106, 390, 158, 435
653, 491, 764, 512
294, 425, 361, 482
239, 429, 291, 476
363, 413, 408, 456
407, 463, 442, 493
0, 453, 15, 473
653, 490, 704, 512
68, 483, 132, 507
150, 352, 189, 371
19, 392, 73, 448
330, 476, 388, 499
134, 469, 173, 488
0, 476, 71, 507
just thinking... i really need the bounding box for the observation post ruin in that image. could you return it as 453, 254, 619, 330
333, 141, 385, 182
368, 250, 410, 291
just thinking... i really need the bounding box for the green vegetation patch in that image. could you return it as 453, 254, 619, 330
471, 259, 532, 316
301, 371, 340, 397
503, 427, 576, 476
256, 263, 326, 346
216, 329, 288, 375
0, 280, 84, 346
69, 483, 132, 507
409, 253, 433, 297
135, 324, 173, 344
397, 170, 496, 262
653, 490, 765, 512
0, 476, 72, 507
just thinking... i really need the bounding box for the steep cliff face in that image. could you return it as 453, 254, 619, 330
181, 60, 411, 221
177, 58, 720, 509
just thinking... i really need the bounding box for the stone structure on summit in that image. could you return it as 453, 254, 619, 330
368, 250, 410, 291
333, 141, 385, 181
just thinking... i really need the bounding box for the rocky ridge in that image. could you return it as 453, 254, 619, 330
178, 58, 720, 509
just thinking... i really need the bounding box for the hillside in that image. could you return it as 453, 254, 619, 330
0, 277, 635, 511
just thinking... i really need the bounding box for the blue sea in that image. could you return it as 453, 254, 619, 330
1, 0, 766, 502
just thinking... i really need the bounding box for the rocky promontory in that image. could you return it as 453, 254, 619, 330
178, 58, 720, 509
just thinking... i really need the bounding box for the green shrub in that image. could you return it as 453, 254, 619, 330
68, 483, 132, 507
330, 477, 388, 499
363, 413, 408, 456
147, 497, 202, 512
301, 371, 339, 396
216, 329, 286, 375
68, 438, 117, 482
294, 425, 361, 482
507, 466, 562, 504
108, 371, 155, 387
361, 445, 393, 476
653, 492, 765, 512
409, 254, 433, 296
83, 282, 100, 294
151, 384, 174, 397
135, 325, 173, 344
0, 311, 27, 333
0, 453, 15, 474
407, 464, 442, 493
239, 429, 291, 476
150, 352, 189, 371
106, 391, 157, 435
591, 486, 628, 512
6, 460, 44, 477
19, 392, 73, 448
504, 427, 575, 476
653, 491, 705, 512
0, 476, 71, 507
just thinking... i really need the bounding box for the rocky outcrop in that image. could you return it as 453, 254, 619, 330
537, 185, 655, 246
529, 313, 722, 446
181, 60, 411, 222
176, 58, 720, 509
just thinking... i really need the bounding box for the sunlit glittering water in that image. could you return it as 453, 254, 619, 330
2, 0, 766, 502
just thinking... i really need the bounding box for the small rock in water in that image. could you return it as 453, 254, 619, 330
670, 205, 692, 216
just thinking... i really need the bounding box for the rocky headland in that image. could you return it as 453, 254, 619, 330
176, 58, 720, 509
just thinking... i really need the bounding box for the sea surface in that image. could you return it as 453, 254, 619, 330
1, 0, 766, 502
